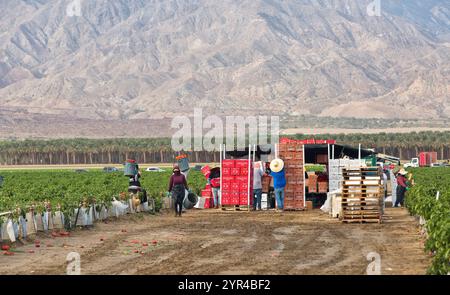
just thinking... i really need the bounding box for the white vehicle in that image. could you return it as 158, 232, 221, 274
145, 167, 165, 172
403, 158, 419, 169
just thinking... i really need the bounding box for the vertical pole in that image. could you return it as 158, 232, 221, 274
327, 143, 330, 193
327, 143, 331, 166
247, 144, 251, 212
219, 144, 223, 209
253, 144, 256, 210
302, 144, 306, 209
275, 143, 278, 159
332, 145, 335, 160
358, 144, 362, 161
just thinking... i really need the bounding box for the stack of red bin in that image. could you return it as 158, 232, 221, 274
221, 159, 253, 206
278, 143, 305, 209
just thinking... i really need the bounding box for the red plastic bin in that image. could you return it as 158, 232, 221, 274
235, 159, 250, 168
231, 168, 241, 176
222, 160, 235, 168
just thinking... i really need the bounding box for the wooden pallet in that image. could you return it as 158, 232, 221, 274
342, 168, 380, 172
342, 193, 383, 197
341, 167, 383, 224
342, 183, 383, 190
283, 207, 305, 211
342, 218, 381, 224
221, 205, 251, 211
342, 209, 381, 214
342, 206, 381, 209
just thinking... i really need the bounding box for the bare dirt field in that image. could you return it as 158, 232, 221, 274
0, 208, 429, 275
281, 127, 450, 135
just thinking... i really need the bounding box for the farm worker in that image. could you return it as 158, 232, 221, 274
269, 158, 286, 212
168, 164, 189, 217
394, 169, 408, 207
208, 167, 221, 209
253, 161, 265, 211
382, 169, 388, 199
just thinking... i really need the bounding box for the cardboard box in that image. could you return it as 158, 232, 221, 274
306, 201, 313, 210
316, 154, 328, 164
262, 175, 271, 192
318, 182, 328, 193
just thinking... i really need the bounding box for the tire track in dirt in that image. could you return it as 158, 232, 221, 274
0, 209, 430, 275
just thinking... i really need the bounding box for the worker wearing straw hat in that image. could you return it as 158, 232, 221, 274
269, 158, 286, 212
394, 168, 408, 207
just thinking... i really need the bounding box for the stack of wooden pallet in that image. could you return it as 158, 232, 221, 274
278, 143, 305, 210
340, 167, 383, 223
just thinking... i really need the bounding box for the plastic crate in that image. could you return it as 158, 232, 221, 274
222, 160, 235, 168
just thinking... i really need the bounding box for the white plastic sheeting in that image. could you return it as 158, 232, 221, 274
390, 170, 397, 207
1, 198, 156, 242
321, 190, 342, 218
328, 159, 364, 191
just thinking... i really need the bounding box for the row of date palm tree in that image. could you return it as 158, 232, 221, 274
0, 131, 449, 165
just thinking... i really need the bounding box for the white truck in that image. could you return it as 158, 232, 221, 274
403, 158, 419, 169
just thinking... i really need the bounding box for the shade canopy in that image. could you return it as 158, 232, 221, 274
225, 145, 272, 160
304, 144, 375, 163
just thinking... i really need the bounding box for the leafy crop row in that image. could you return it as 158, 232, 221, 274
0, 170, 206, 224
407, 167, 450, 275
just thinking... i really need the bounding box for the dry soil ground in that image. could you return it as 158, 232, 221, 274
0, 208, 429, 275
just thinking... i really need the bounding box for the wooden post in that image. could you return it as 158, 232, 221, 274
219, 144, 223, 209
247, 144, 251, 212
358, 144, 362, 160
327, 143, 330, 194
303, 144, 306, 209
275, 143, 278, 159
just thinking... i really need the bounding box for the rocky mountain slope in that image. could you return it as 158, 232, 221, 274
0, 0, 449, 126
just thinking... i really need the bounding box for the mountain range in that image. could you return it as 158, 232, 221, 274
0, 0, 449, 138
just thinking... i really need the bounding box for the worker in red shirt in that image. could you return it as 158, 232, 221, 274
395, 169, 408, 207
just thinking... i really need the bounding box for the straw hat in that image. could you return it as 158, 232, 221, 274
398, 168, 408, 175
270, 158, 284, 173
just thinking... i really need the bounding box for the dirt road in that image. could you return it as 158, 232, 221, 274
0, 208, 429, 275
